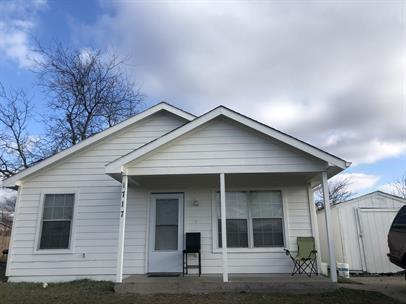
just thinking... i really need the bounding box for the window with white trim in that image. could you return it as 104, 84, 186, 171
39, 194, 74, 250
216, 191, 285, 248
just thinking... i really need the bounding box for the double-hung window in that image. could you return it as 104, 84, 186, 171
39, 194, 74, 250
216, 190, 285, 248
251, 191, 284, 247
217, 192, 249, 248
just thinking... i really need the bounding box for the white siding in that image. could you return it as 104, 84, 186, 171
10, 173, 315, 281
8, 112, 319, 282
317, 192, 405, 273
7, 112, 188, 282
143, 175, 313, 275
126, 117, 326, 175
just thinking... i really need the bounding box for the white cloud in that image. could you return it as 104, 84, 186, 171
331, 173, 380, 194
79, 48, 94, 64
78, 1, 405, 165
0, 188, 17, 205
378, 183, 398, 196
0, 0, 47, 68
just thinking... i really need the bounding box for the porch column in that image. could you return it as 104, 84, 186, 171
321, 171, 337, 282
220, 173, 229, 282
116, 174, 129, 283
307, 184, 322, 273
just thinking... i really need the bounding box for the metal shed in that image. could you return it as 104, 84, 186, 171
317, 191, 405, 273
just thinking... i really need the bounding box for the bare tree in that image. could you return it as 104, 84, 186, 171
0, 84, 45, 179
315, 177, 353, 207
0, 84, 45, 231
34, 42, 144, 152
0, 190, 16, 232
391, 172, 406, 199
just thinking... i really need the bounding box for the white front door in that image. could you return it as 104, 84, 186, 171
148, 193, 184, 273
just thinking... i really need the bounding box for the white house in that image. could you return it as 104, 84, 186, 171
2, 103, 350, 283
317, 191, 405, 274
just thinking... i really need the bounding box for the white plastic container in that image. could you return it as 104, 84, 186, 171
320, 262, 328, 276
337, 262, 350, 278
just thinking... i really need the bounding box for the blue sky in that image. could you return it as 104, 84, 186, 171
0, 0, 405, 196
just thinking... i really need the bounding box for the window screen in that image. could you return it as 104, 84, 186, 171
216, 191, 285, 248
253, 218, 284, 247
218, 219, 248, 248
251, 191, 284, 247
217, 192, 249, 248
155, 199, 179, 250
39, 194, 74, 250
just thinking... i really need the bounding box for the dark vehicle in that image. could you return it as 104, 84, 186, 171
387, 205, 406, 275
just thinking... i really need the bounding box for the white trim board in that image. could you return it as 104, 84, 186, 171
2, 102, 195, 188
106, 106, 350, 174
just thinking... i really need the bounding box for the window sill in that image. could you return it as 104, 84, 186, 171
33, 249, 74, 255
212, 247, 287, 254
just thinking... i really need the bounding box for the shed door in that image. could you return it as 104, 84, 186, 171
358, 208, 403, 273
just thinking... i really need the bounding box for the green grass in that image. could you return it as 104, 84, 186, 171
0, 280, 402, 304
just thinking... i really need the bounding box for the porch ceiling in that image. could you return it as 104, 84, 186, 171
124, 172, 321, 188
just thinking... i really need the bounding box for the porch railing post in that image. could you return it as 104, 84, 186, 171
321, 171, 337, 282
220, 173, 229, 282
116, 174, 128, 283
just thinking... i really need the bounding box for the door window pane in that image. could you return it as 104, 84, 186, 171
253, 218, 284, 247
155, 226, 178, 250
218, 219, 248, 248
155, 199, 178, 250
156, 199, 178, 225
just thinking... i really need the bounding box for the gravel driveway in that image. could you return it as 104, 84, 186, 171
340, 276, 406, 303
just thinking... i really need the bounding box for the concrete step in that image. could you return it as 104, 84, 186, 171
115, 276, 337, 294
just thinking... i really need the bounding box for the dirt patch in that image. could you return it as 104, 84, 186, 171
350, 271, 405, 278
0, 280, 403, 304
338, 277, 363, 285
340, 276, 406, 303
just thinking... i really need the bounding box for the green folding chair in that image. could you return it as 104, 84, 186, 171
284, 237, 318, 277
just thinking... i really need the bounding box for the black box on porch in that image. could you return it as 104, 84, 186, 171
183, 232, 201, 276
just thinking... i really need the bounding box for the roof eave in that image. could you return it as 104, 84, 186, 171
2, 102, 195, 188
106, 106, 350, 175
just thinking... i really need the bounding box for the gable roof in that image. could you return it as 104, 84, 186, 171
317, 191, 406, 211
2, 102, 195, 188
336, 191, 406, 207
105, 105, 351, 175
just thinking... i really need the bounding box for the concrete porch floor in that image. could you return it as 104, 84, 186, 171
115, 274, 337, 294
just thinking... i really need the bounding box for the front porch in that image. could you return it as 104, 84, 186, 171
112, 172, 338, 285
115, 274, 336, 294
